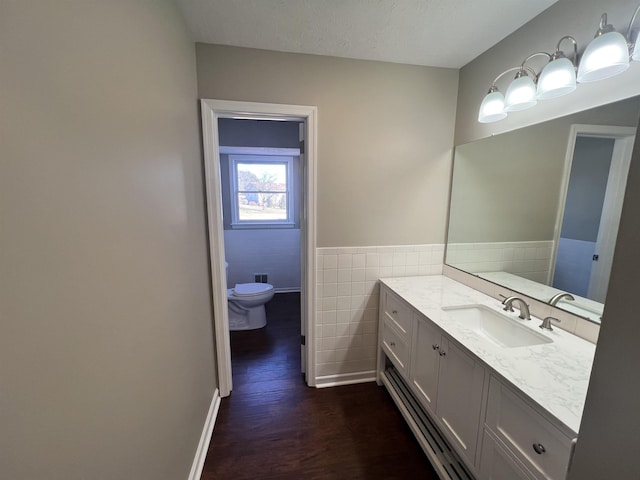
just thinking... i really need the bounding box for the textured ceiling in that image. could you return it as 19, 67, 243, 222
176, 0, 557, 68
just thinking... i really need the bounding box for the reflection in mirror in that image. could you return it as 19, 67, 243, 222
446, 97, 640, 324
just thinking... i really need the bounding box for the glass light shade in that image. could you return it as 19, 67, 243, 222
478, 91, 507, 123
632, 40, 640, 61
577, 31, 629, 83
504, 75, 537, 112
536, 57, 577, 99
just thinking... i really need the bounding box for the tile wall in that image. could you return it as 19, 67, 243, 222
446, 241, 554, 284
315, 244, 445, 382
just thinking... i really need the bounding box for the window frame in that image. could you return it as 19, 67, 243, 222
229, 154, 295, 228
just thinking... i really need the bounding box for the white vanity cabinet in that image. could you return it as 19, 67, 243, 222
377, 281, 579, 480
411, 313, 485, 466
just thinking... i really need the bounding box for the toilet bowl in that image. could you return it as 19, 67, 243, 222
225, 262, 274, 330
227, 282, 275, 330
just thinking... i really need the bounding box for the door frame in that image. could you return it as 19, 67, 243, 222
201, 99, 318, 396
551, 124, 635, 299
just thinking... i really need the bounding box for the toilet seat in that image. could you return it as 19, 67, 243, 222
231, 283, 274, 297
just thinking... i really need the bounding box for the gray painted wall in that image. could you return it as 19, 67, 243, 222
449, 120, 567, 243
0, 2, 216, 479
196, 43, 459, 247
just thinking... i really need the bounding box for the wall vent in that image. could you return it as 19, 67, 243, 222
254, 273, 268, 283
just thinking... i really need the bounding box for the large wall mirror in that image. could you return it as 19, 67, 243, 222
446, 96, 640, 324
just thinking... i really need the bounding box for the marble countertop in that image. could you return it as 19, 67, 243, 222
380, 275, 596, 436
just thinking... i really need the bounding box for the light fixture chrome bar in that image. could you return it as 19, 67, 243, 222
627, 4, 640, 60
520, 51, 552, 72
555, 36, 578, 63
627, 5, 640, 38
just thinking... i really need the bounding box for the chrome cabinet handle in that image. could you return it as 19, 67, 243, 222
389, 341, 396, 347
432, 344, 440, 350
392, 310, 398, 314
533, 443, 546, 455
439, 350, 446, 357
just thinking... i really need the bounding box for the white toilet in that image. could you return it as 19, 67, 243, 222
226, 263, 275, 331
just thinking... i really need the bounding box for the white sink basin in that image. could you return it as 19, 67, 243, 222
442, 305, 553, 348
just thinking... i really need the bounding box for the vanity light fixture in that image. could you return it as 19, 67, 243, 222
478, 66, 528, 123
537, 36, 578, 100
505, 53, 550, 111
577, 13, 630, 83
504, 68, 538, 111
478, 4, 640, 124
478, 86, 507, 123
478, 57, 548, 122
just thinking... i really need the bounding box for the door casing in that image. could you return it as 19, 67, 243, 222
201, 99, 318, 396
552, 124, 635, 302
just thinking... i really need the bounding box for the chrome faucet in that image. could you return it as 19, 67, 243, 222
549, 292, 575, 306
539, 316, 561, 331
501, 296, 531, 320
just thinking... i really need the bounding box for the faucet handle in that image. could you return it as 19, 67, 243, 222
500, 295, 515, 312
502, 296, 530, 319
499, 294, 510, 309
540, 316, 561, 331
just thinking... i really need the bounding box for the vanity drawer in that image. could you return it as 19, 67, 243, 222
382, 320, 409, 375
383, 290, 412, 338
485, 376, 573, 480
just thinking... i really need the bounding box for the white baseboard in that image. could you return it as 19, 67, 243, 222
188, 389, 221, 480
315, 370, 377, 388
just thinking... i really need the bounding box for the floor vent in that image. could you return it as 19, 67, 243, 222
383, 365, 475, 480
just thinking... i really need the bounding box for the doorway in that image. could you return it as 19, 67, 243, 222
201, 100, 318, 396
552, 124, 635, 302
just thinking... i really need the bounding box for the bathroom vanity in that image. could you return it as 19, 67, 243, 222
376, 275, 596, 480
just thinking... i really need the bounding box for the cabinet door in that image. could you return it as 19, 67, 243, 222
436, 337, 485, 465
479, 429, 535, 480
409, 315, 441, 415
485, 376, 573, 480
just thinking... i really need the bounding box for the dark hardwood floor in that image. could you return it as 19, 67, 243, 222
201, 292, 438, 479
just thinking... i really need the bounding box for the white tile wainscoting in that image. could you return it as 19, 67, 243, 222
314, 244, 445, 386
446, 241, 554, 284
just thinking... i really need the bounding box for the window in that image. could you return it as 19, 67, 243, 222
229, 155, 294, 227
